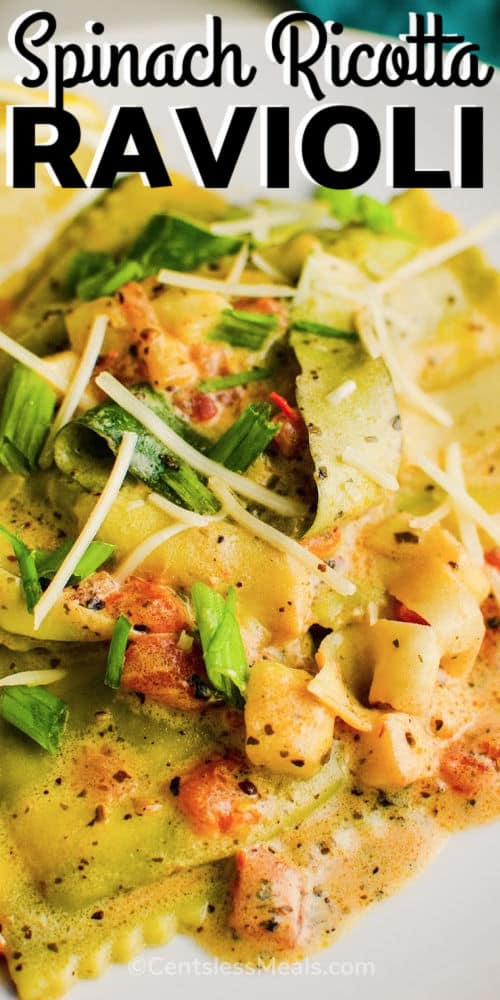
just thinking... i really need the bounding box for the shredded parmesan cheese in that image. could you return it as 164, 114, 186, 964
32, 431, 138, 630
157, 268, 295, 299
225, 243, 249, 284
251, 251, 288, 283
409, 501, 451, 532
368, 293, 453, 428
378, 212, 500, 294
342, 445, 399, 492
114, 523, 190, 582
445, 442, 484, 563
209, 477, 355, 597
0, 669, 67, 688
39, 314, 108, 468
415, 454, 500, 545
210, 206, 307, 240
0, 329, 69, 393
95, 372, 304, 518
149, 491, 224, 527
327, 380, 357, 406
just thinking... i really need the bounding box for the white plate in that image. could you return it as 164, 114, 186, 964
0, 11, 499, 1000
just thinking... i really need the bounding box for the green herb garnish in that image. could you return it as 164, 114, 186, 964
34, 539, 115, 582
191, 583, 248, 708
0, 685, 68, 753
209, 308, 278, 350
104, 614, 132, 689
0, 525, 42, 612
0, 365, 57, 475
77, 260, 144, 301
316, 188, 396, 233
208, 402, 278, 473
63, 250, 115, 297
70, 385, 219, 514
131, 213, 243, 274
292, 320, 358, 341
199, 368, 273, 393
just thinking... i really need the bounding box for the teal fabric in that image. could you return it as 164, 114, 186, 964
300, 2, 499, 67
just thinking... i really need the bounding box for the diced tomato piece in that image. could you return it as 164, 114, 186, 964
122, 633, 210, 710
177, 390, 218, 423
271, 414, 308, 459
485, 548, 500, 570
105, 577, 188, 633
440, 726, 500, 795
233, 296, 286, 320
176, 757, 261, 835
393, 599, 430, 626
230, 846, 307, 950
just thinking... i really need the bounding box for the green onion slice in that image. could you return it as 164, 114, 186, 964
208, 402, 278, 473
199, 368, 273, 393
104, 614, 132, 689
209, 308, 278, 349
35, 539, 115, 582
292, 320, 358, 341
0, 684, 68, 753
191, 582, 248, 708
0, 365, 57, 475
0, 525, 42, 612
131, 213, 243, 274
315, 187, 397, 233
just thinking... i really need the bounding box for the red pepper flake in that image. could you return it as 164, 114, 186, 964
393, 599, 429, 626
269, 392, 302, 427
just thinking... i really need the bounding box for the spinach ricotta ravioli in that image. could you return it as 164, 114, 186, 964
0, 175, 499, 1000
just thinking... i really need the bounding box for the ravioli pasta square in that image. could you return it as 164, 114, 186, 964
0, 171, 498, 1000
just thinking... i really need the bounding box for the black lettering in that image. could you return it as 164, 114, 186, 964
270, 12, 327, 101
10, 106, 85, 188
10, 10, 55, 91
300, 106, 380, 188
392, 107, 451, 188
458, 107, 483, 187
90, 107, 170, 188
174, 106, 256, 187
263, 107, 289, 188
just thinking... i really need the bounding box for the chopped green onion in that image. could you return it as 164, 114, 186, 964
199, 368, 273, 393
293, 320, 358, 341
316, 188, 396, 233
0, 525, 41, 612
208, 402, 278, 473
0, 365, 57, 475
63, 250, 115, 297
77, 259, 144, 300
104, 614, 132, 689
35, 539, 115, 582
191, 582, 248, 708
315, 188, 361, 224
71, 385, 219, 515
131, 213, 243, 274
0, 684, 68, 753
209, 308, 278, 350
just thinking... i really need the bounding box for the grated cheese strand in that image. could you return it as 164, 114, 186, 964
409, 500, 451, 532
209, 477, 355, 597
32, 431, 138, 630
225, 243, 249, 284
0, 669, 67, 688
251, 251, 288, 283
445, 442, 484, 563
95, 372, 304, 518
149, 491, 224, 527
415, 454, 500, 545
39, 314, 108, 467
369, 294, 453, 428
327, 379, 357, 406
210, 206, 309, 240
0, 329, 69, 393
378, 211, 500, 294
115, 523, 190, 582
342, 445, 399, 492
157, 268, 295, 298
